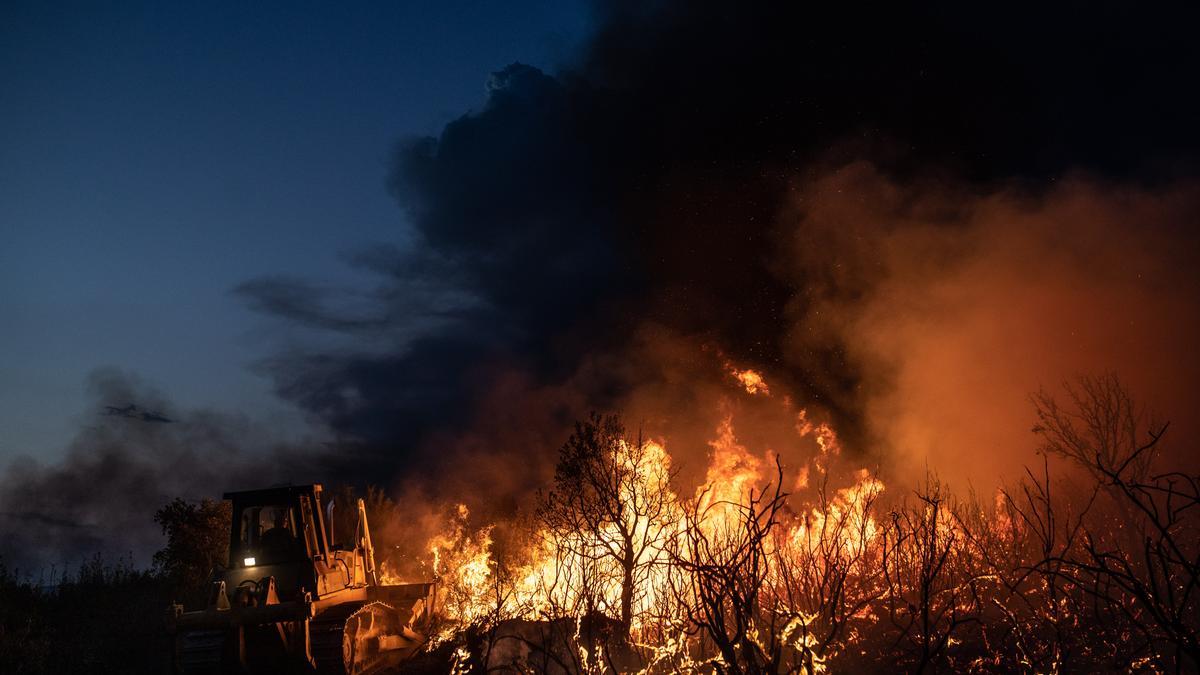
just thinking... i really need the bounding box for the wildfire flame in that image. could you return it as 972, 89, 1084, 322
422, 366, 889, 655
730, 367, 770, 396
405, 366, 1194, 673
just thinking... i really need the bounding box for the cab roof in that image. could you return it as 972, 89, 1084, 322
222, 484, 323, 502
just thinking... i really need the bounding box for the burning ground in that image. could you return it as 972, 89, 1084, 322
4, 0, 1200, 672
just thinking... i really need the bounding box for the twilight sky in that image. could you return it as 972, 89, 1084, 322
0, 1, 591, 462
2, 2, 1199, 571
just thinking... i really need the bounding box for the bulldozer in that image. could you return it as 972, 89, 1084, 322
168, 484, 438, 674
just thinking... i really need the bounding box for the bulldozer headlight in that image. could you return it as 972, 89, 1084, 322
244, 556, 256, 567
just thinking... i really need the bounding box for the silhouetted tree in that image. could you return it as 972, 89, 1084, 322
537, 413, 678, 634
153, 497, 230, 605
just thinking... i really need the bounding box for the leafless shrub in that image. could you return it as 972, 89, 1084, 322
771, 469, 885, 672
876, 476, 988, 673
668, 459, 807, 673
1034, 375, 1198, 671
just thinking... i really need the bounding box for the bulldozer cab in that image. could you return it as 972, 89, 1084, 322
237, 503, 304, 566
227, 484, 330, 566
223, 484, 332, 600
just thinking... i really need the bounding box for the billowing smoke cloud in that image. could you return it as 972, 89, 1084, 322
0, 369, 310, 573
239, 0, 1200, 498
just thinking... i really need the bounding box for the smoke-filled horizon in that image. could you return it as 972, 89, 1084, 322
4, 0, 1199, 571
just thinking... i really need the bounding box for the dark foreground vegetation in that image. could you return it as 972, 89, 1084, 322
0, 498, 228, 674
1, 494, 226, 667
1, 555, 173, 673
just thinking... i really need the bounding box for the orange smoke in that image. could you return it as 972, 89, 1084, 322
778, 163, 1200, 485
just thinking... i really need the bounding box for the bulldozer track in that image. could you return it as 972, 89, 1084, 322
312, 600, 406, 675
310, 600, 368, 674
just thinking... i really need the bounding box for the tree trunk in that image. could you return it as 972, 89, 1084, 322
621, 557, 634, 636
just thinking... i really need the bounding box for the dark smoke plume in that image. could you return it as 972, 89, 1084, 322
240, 0, 1200, 495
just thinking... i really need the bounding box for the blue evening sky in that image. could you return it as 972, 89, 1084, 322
0, 1, 592, 461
